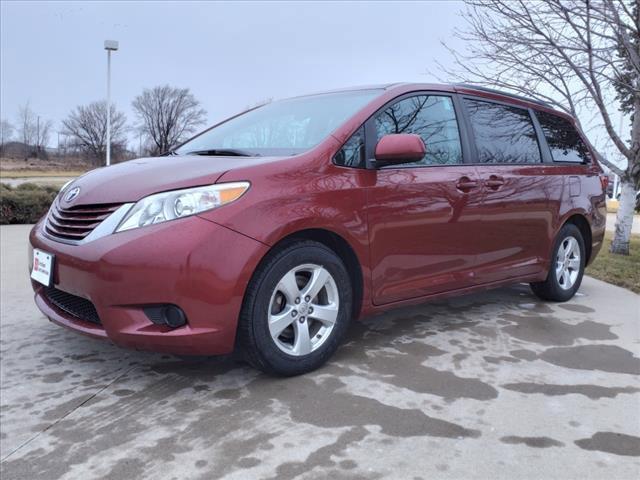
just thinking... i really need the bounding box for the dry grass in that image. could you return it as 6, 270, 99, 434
0, 170, 87, 178
587, 231, 640, 294
0, 157, 91, 175
606, 199, 618, 213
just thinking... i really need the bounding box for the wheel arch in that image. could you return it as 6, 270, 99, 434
258, 228, 365, 319
562, 213, 593, 265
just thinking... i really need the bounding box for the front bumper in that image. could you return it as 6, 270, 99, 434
29, 216, 268, 355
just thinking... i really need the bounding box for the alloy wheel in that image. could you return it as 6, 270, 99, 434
555, 236, 581, 290
268, 263, 339, 356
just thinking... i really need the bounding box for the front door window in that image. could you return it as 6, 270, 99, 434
374, 95, 463, 167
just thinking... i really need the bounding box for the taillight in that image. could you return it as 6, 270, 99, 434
599, 175, 609, 191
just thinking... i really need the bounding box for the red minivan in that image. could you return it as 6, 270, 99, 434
29, 83, 607, 375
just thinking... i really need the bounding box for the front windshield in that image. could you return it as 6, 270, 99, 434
176, 89, 382, 156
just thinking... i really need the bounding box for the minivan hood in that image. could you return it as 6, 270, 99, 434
64, 155, 276, 205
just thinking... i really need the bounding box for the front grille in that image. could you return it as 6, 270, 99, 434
45, 201, 123, 241
44, 287, 101, 325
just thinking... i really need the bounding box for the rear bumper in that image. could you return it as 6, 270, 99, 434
29, 216, 269, 356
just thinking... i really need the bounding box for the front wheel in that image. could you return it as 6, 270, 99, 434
237, 240, 352, 376
530, 224, 586, 302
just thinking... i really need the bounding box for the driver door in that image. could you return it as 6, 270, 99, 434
365, 93, 484, 305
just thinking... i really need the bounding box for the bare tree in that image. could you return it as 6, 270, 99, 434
62, 101, 127, 165
0, 119, 14, 158
36, 118, 53, 153
16, 102, 53, 159
439, 0, 639, 255
132, 85, 206, 155
17, 102, 37, 151
0, 119, 14, 151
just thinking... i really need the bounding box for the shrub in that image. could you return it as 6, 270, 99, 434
0, 183, 59, 224
15, 182, 41, 191
16, 183, 59, 195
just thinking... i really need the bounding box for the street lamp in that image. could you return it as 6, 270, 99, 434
104, 40, 118, 166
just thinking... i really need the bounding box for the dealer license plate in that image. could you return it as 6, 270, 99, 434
31, 249, 54, 287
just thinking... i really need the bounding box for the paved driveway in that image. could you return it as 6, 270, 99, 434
1, 224, 639, 480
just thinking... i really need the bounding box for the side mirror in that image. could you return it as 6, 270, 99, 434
373, 133, 426, 167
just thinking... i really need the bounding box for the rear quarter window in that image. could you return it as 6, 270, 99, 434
535, 110, 591, 163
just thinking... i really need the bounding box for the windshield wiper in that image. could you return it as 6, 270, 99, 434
185, 149, 259, 157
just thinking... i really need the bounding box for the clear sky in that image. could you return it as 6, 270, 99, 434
1, 0, 466, 147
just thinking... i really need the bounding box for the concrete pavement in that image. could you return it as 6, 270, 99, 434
1, 224, 639, 479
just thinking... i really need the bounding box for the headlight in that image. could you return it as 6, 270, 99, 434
115, 182, 250, 233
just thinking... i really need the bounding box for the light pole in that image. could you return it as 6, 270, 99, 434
104, 40, 119, 166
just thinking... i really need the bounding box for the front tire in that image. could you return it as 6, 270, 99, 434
237, 240, 352, 376
530, 224, 585, 302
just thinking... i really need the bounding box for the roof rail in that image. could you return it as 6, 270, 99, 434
454, 83, 552, 108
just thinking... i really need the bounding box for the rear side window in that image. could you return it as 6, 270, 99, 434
535, 111, 591, 163
373, 95, 463, 167
464, 99, 541, 164
334, 126, 365, 168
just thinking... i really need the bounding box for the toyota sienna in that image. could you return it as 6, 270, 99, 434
29, 83, 607, 375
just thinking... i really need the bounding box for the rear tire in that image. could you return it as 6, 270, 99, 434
530, 224, 585, 302
237, 240, 352, 376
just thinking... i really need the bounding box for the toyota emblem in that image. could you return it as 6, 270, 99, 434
65, 187, 81, 202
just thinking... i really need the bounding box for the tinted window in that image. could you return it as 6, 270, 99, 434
374, 95, 463, 167
464, 99, 541, 164
536, 111, 590, 163
334, 126, 365, 168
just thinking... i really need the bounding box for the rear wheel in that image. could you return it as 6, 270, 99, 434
530, 224, 585, 302
237, 240, 352, 376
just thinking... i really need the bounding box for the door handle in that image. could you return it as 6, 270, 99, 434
456, 177, 479, 192
485, 175, 505, 189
